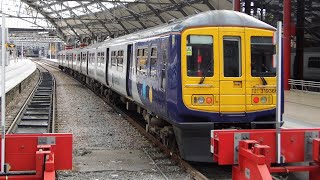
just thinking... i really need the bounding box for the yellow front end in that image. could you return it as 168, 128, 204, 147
181, 27, 276, 114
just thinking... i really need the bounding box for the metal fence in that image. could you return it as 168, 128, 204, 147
288, 79, 320, 93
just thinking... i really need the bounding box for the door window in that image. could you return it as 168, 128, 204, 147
223, 37, 241, 77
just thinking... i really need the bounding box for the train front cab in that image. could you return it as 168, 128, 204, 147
177, 27, 276, 162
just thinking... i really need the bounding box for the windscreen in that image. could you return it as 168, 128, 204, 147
186, 35, 213, 77
251, 36, 276, 77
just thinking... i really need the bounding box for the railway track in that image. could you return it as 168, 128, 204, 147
38, 59, 228, 180
7, 62, 56, 134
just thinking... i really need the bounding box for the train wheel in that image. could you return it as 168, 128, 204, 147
160, 126, 177, 151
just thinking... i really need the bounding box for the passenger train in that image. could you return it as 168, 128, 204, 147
58, 10, 278, 162
291, 47, 320, 81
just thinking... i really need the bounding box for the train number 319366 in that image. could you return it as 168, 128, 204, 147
252, 88, 276, 94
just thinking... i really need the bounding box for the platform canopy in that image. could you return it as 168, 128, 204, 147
2, 0, 232, 43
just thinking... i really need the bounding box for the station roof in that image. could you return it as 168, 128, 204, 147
8, 0, 232, 43
2, 0, 320, 47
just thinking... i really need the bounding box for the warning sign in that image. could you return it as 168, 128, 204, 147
186, 46, 192, 56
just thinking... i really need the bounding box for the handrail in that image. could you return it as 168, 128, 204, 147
288, 79, 320, 93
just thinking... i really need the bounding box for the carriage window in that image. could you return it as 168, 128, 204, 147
82, 54, 86, 62
111, 51, 116, 67
251, 36, 275, 77
97, 54, 100, 66
77, 54, 81, 62
223, 37, 241, 77
117, 50, 124, 71
136, 49, 142, 73
136, 48, 148, 76
150, 47, 157, 77
97, 51, 104, 67
186, 35, 213, 77
138, 49, 143, 56
308, 57, 320, 69
90, 53, 95, 64
100, 52, 105, 67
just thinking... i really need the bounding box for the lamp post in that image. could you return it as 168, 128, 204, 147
1, 11, 6, 173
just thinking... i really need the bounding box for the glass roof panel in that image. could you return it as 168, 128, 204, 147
73, 7, 88, 16
63, 1, 80, 8
101, 2, 116, 9
52, 4, 64, 12
0, 0, 53, 29
87, 4, 102, 13
60, 11, 72, 18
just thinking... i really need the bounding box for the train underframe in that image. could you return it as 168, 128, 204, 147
60, 66, 277, 163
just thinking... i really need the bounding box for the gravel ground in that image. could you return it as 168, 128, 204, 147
43, 64, 192, 180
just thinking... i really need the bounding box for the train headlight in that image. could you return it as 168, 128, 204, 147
260, 96, 267, 104
198, 96, 205, 104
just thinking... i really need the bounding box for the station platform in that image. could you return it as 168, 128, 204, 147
283, 90, 320, 128
0, 59, 36, 97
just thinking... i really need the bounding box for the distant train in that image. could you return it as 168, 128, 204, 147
291, 47, 320, 81
58, 10, 278, 162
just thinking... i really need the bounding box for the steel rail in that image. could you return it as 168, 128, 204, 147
51, 67, 56, 133
6, 69, 42, 134
33, 61, 58, 133
36, 62, 56, 133
7, 61, 56, 134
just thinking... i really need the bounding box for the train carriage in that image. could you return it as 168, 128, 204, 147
59, 10, 278, 162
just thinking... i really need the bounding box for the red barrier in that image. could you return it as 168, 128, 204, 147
0, 133, 72, 180
211, 129, 320, 180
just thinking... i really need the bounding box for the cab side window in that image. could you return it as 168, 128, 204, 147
186, 35, 214, 77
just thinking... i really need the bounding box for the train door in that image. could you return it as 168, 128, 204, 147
160, 38, 169, 115
126, 44, 133, 97
219, 30, 246, 113
105, 48, 109, 86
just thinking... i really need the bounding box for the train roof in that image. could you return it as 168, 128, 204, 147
99, 10, 275, 46
172, 10, 276, 31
